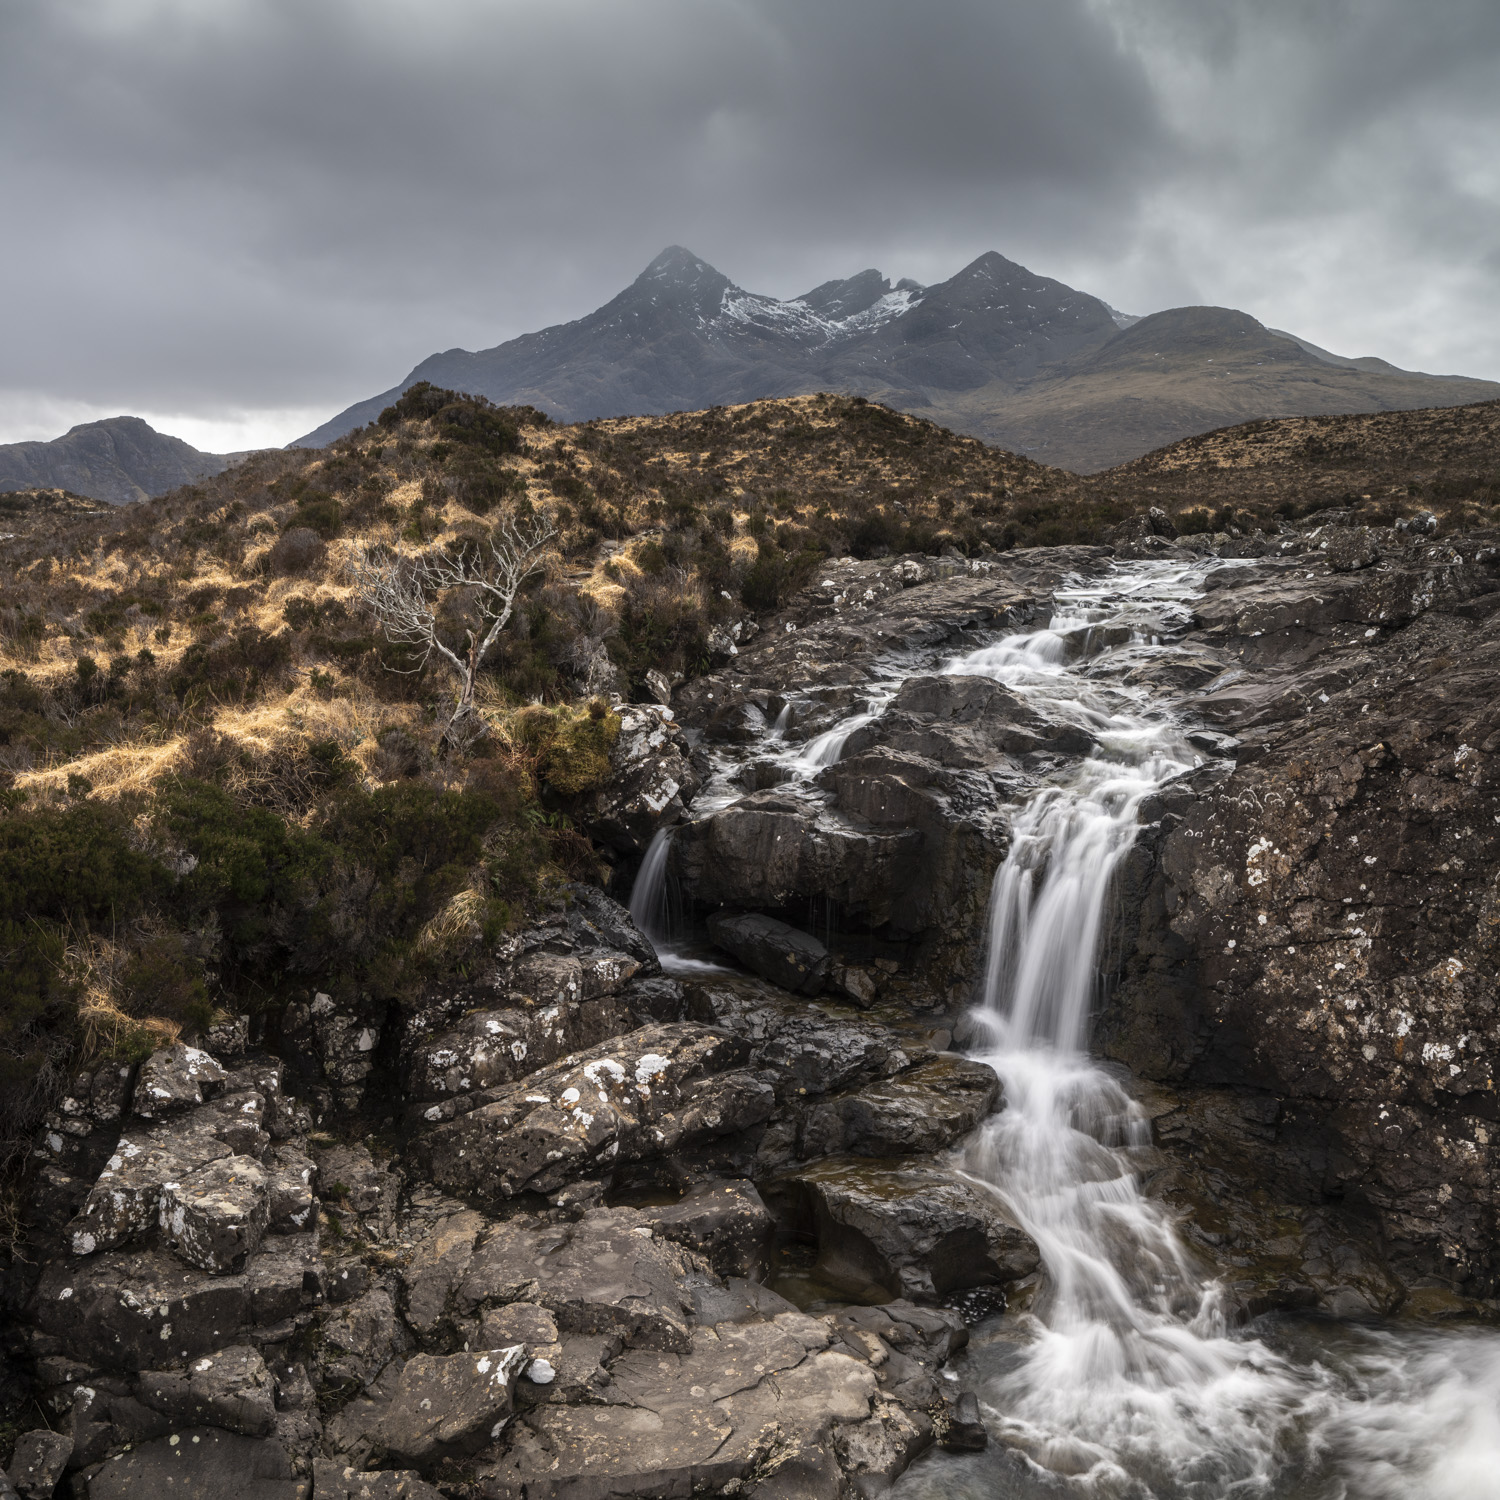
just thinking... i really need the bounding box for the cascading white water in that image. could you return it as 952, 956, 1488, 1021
628, 826, 729, 977
920, 561, 1500, 1498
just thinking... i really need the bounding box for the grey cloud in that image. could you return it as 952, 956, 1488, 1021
0, 0, 1496, 445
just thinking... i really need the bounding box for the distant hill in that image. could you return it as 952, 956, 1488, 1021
0, 416, 232, 505
294, 246, 1500, 472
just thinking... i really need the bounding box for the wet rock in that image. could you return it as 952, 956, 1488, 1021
6, 1431, 71, 1499
576, 704, 701, 852
417, 1023, 770, 1203
132, 1044, 229, 1119
827, 962, 879, 1008
375, 1345, 528, 1464
310, 1461, 445, 1499
454, 1206, 697, 1351
483, 1317, 876, 1499
776, 1158, 1040, 1302
645, 1179, 774, 1278
940, 1390, 988, 1452
851, 674, 1094, 763
707, 911, 831, 996
137, 1345, 278, 1436
799, 1056, 1000, 1159
160, 1155, 270, 1273
85, 1428, 308, 1500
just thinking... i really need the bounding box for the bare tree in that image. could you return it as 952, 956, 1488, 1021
349, 512, 556, 742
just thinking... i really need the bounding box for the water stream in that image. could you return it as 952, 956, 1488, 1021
634, 559, 1500, 1497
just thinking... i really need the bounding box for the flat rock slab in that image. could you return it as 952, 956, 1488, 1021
707, 911, 831, 996
482, 1318, 876, 1499
776, 1157, 1039, 1302
32, 1239, 322, 1370
87, 1429, 308, 1500
138, 1344, 277, 1436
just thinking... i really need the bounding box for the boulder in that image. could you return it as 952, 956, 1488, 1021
6, 1431, 71, 1500
266, 1145, 318, 1233
68, 1126, 232, 1257
136, 1345, 278, 1436
84, 1428, 308, 1500
160, 1156, 270, 1273
318, 1290, 407, 1391
132, 1045, 229, 1119
401, 1211, 488, 1344
799, 1056, 1000, 1159
775, 1158, 1040, 1302
576, 704, 701, 852
375, 1346, 528, 1464
403, 998, 633, 1113
416, 1023, 770, 1203
941, 1390, 989, 1452
707, 911, 831, 996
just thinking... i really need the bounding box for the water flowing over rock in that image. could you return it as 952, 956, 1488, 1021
16, 531, 1500, 1498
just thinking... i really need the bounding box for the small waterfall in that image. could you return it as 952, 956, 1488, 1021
628, 826, 728, 977
628, 827, 676, 945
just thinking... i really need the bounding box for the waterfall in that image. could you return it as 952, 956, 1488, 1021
628, 826, 675, 945
900, 560, 1500, 1498
628, 826, 728, 977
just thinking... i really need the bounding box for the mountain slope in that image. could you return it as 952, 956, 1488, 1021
0, 416, 230, 505
294, 249, 1500, 471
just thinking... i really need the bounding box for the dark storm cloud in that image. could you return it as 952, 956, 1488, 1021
1, 0, 1496, 447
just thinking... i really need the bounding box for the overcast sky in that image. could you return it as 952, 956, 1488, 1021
3, 0, 1498, 450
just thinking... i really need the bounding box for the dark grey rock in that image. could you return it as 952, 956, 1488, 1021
646, 1179, 774, 1278
6, 1430, 71, 1499
777, 1158, 1040, 1302
159, 1155, 269, 1273
136, 1345, 278, 1436
132, 1044, 228, 1119
310, 1461, 445, 1499
707, 911, 831, 996
941, 1390, 989, 1452
799, 1056, 1000, 1159
417, 1023, 768, 1203
575, 705, 701, 852
85, 1428, 308, 1499
375, 1346, 527, 1463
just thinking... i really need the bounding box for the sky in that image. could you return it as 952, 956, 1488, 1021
2, 0, 1498, 451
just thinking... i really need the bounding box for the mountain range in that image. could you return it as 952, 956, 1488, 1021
0, 416, 231, 505
295, 246, 1500, 471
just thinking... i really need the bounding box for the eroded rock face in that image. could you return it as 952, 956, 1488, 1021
1105, 528, 1500, 1292
707, 911, 831, 995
